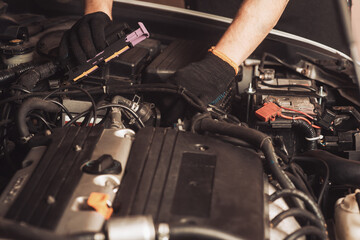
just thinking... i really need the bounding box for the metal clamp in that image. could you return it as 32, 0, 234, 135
305, 135, 324, 141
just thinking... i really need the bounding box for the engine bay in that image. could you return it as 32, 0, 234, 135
1, 1, 360, 240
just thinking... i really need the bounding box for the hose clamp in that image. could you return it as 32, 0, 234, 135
20, 134, 33, 143
305, 135, 323, 141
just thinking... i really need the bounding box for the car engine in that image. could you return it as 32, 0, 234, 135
0, 1, 360, 240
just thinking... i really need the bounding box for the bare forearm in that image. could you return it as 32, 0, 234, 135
84, 0, 113, 19
216, 0, 289, 65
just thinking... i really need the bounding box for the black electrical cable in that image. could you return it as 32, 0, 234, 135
192, 117, 306, 209
275, 148, 290, 164
0, 85, 102, 106
0, 84, 208, 114
260, 79, 317, 92
169, 225, 247, 240
260, 53, 297, 72
271, 208, 325, 230
43, 85, 97, 126
49, 100, 74, 121
10, 85, 32, 94
289, 163, 317, 200
64, 104, 144, 128
284, 226, 327, 240
293, 157, 330, 205
269, 189, 326, 226
286, 172, 312, 197
29, 113, 53, 131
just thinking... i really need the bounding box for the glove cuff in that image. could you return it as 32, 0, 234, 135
208, 46, 239, 75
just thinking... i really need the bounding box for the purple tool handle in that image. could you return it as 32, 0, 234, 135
125, 22, 150, 46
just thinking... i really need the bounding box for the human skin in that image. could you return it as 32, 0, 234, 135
84, 0, 288, 66
215, 0, 289, 65
352, 0, 360, 56
84, 0, 113, 19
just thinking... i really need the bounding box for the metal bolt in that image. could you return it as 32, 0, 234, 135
245, 82, 256, 95
317, 86, 327, 105
74, 145, 82, 152
47, 195, 55, 205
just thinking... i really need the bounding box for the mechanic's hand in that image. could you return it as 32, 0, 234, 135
171, 49, 238, 105
58, 12, 112, 64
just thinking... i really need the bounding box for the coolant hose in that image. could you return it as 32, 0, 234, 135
294, 150, 360, 186
169, 225, 247, 240
292, 119, 317, 151
0, 217, 102, 240
17, 97, 60, 142
193, 117, 295, 190
0, 62, 37, 87
17, 61, 58, 92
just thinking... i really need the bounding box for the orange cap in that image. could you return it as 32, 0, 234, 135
87, 192, 113, 220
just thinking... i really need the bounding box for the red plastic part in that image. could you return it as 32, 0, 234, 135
255, 102, 281, 122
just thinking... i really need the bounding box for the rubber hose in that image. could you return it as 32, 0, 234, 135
193, 118, 307, 209
269, 189, 326, 226
284, 226, 327, 240
0, 217, 101, 240
17, 61, 58, 91
292, 119, 317, 151
271, 208, 324, 230
169, 226, 247, 240
17, 97, 60, 142
0, 62, 37, 87
295, 150, 360, 186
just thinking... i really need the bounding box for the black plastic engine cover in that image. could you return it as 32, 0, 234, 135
114, 127, 265, 240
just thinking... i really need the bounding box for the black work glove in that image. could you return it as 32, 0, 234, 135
171, 52, 237, 105
162, 52, 237, 125
58, 12, 112, 64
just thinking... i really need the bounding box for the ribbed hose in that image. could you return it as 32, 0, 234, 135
292, 119, 317, 151
0, 62, 37, 87
17, 98, 60, 142
17, 61, 58, 92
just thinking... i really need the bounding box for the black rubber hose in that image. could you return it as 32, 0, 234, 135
271, 208, 325, 231
286, 172, 312, 197
17, 61, 58, 92
292, 119, 317, 151
0, 217, 101, 240
169, 226, 247, 240
284, 226, 327, 240
295, 150, 360, 186
269, 189, 326, 226
192, 118, 307, 209
0, 62, 37, 87
17, 98, 60, 142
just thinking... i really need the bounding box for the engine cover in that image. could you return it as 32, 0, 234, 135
114, 127, 266, 240
0, 126, 134, 234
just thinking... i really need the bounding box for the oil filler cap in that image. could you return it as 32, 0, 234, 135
82, 154, 122, 174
